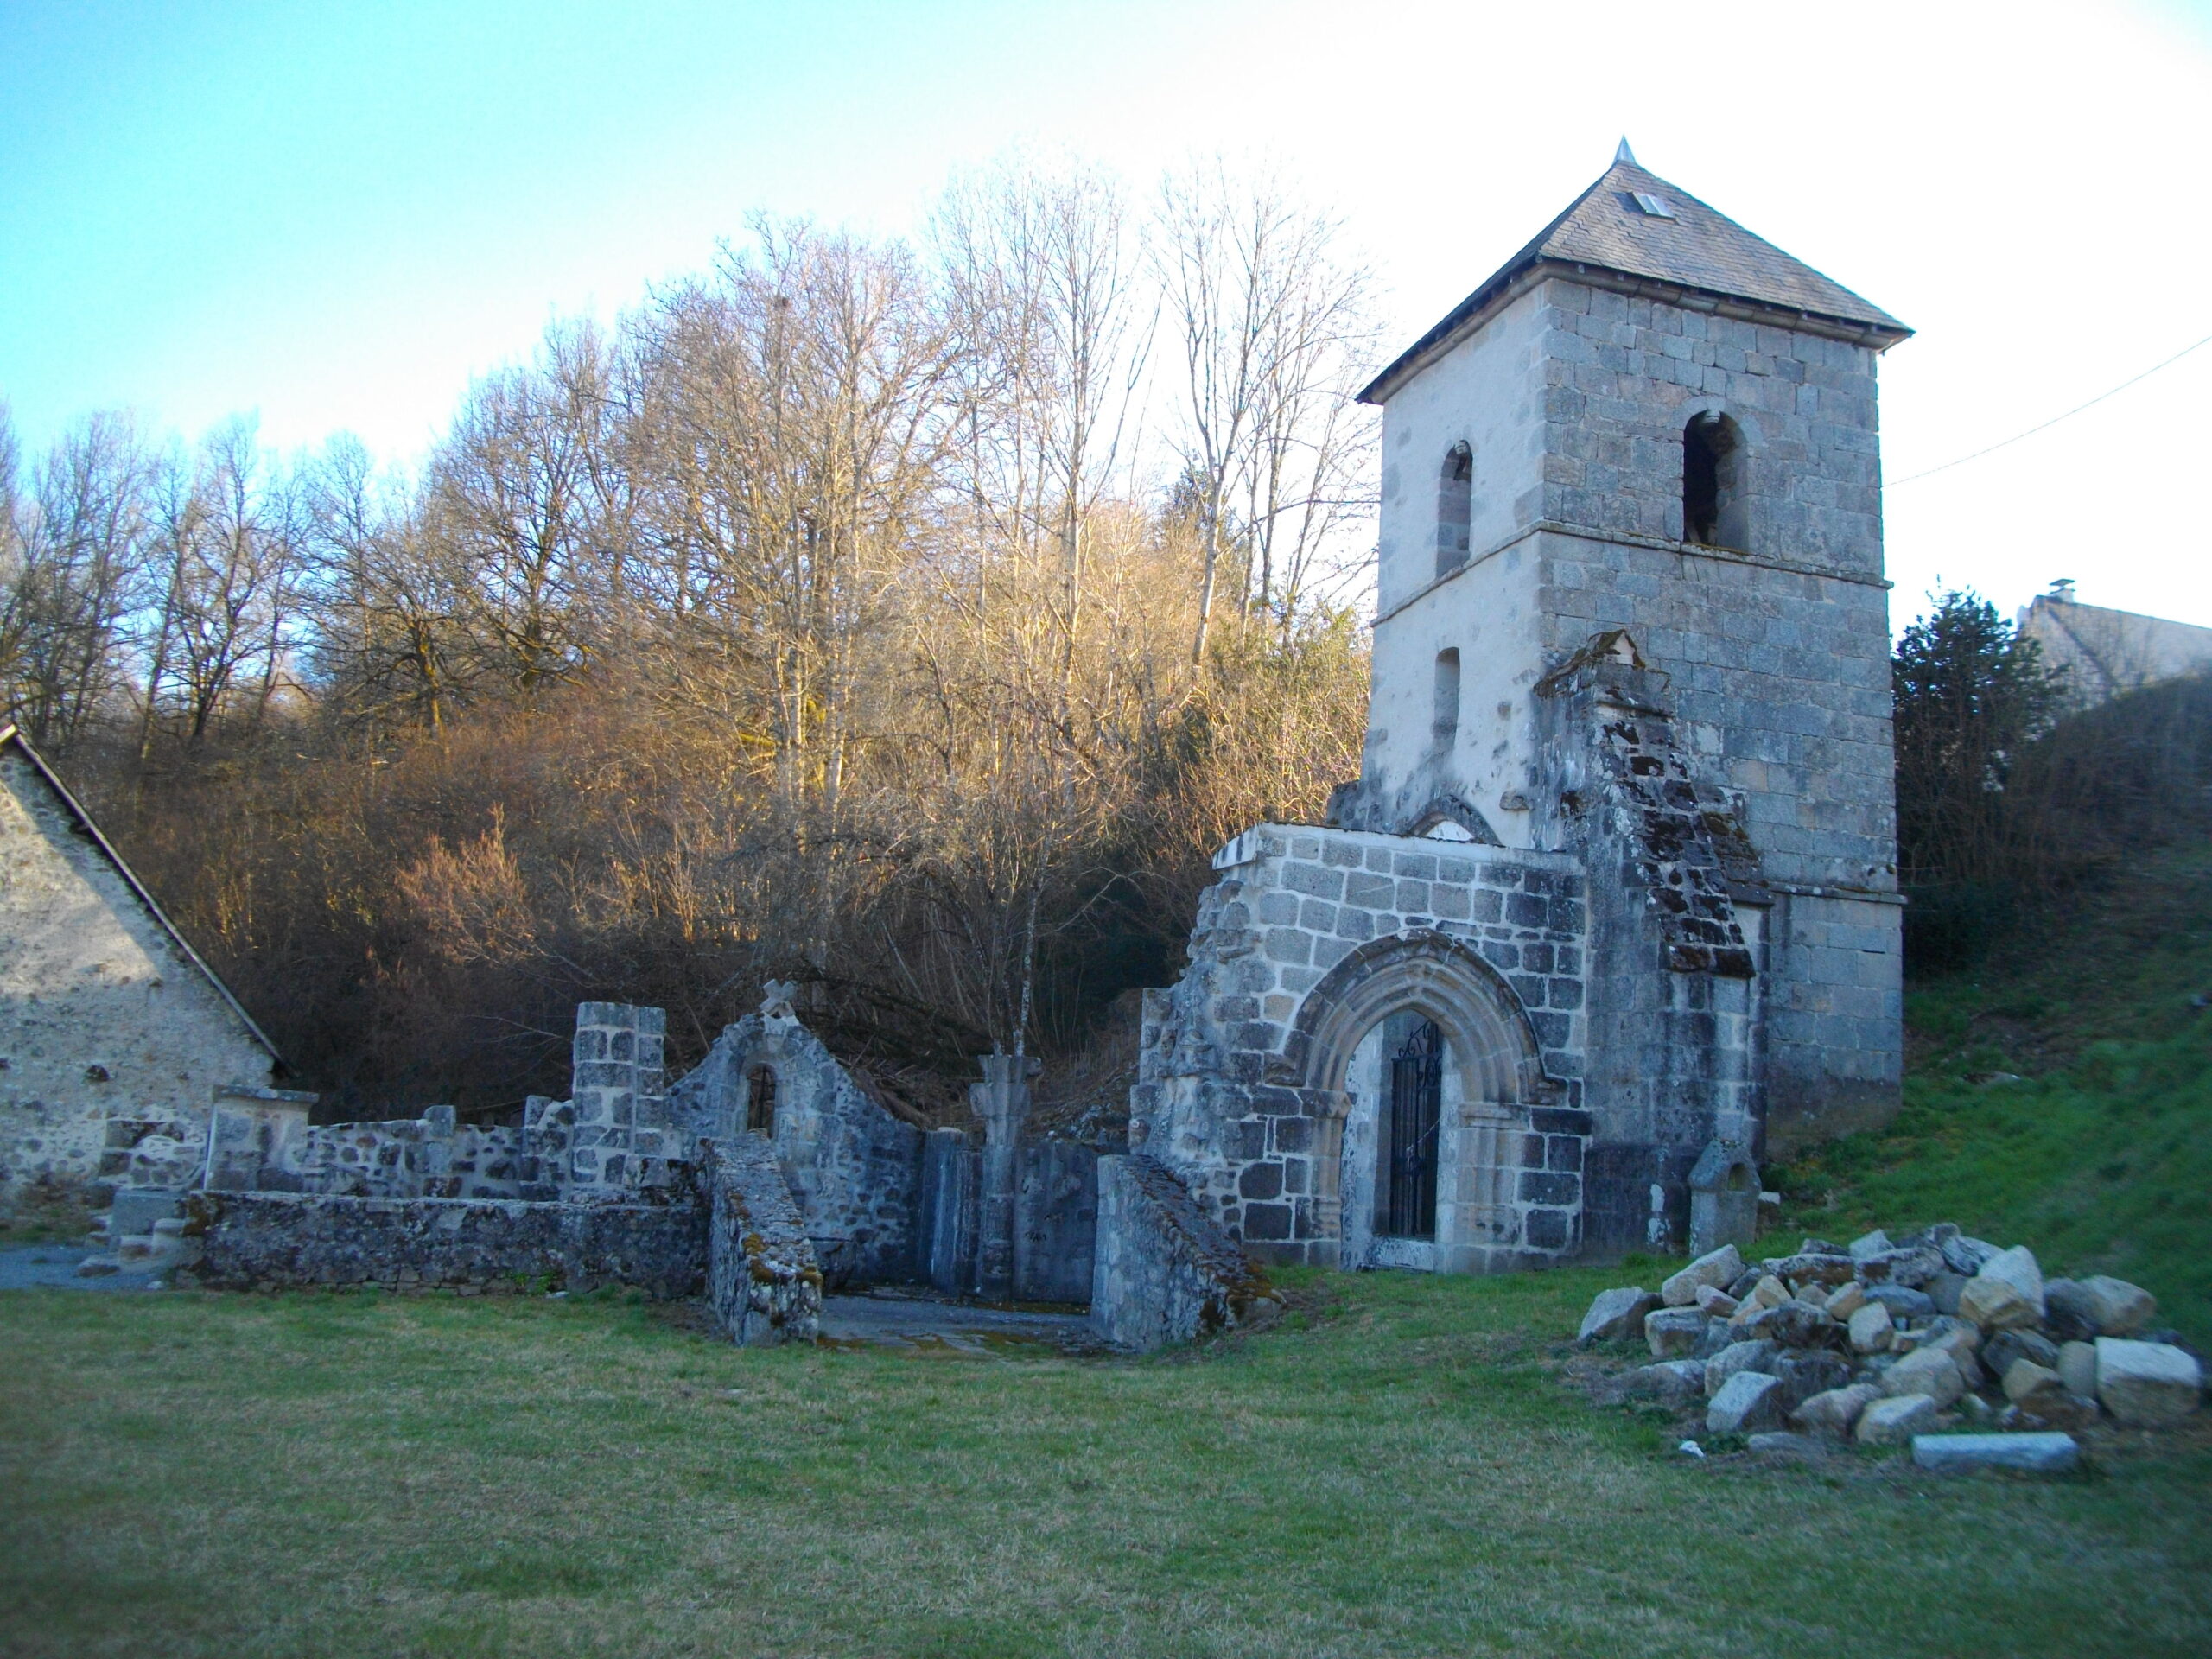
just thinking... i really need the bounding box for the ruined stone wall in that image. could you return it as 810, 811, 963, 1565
276, 1110, 527, 1200
0, 747, 276, 1211
188, 1190, 703, 1297
1090, 1154, 1278, 1351
1131, 824, 1589, 1269
665, 1009, 921, 1285
703, 1135, 822, 1345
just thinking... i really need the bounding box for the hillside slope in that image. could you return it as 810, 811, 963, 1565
1771, 843, 2212, 1348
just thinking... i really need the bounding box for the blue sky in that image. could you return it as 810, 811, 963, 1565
4, 0, 2210, 626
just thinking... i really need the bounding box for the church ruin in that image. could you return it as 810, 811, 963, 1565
37, 146, 1916, 1349
1125, 142, 1911, 1276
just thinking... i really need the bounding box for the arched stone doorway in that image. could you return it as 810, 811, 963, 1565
1271, 931, 1580, 1274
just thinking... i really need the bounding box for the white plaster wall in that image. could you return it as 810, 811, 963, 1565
0, 751, 274, 1205
1374, 284, 1550, 612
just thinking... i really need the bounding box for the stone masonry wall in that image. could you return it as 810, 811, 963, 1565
567, 1002, 671, 1193
187, 1190, 703, 1297
665, 1007, 921, 1285
704, 1135, 823, 1345
1131, 824, 1588, 1267
0, 747, 277, 1212
1090, 1154, 1278, 1351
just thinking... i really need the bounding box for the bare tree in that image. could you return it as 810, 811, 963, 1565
1, 413, 155, 751
1155, 160, 1376, 663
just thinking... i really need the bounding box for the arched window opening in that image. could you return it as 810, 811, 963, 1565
745, 1065, 779, 1135
1432, 648, 1461, 753
1682, 413, 1746, 550
1436, 442, 1473, 579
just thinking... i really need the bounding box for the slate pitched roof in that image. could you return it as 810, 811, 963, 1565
1362, 155, 1909, 404
0, 722, 283, 1065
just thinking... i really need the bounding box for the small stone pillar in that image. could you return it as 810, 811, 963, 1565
567, 1003, 667, 1192
1688, 1134, 1758, 1257
969, 1051, 1037, 1300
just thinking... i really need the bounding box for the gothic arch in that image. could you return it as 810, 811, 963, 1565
1273, 930, 1557, 1108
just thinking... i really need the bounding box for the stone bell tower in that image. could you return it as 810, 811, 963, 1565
1333, 142, 1912, 1186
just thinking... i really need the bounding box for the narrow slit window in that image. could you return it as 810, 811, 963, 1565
1436, 442, 1473, 580
1682, 412, 1747, 551
746, 1066, 778, 1135
1433, 648, 1461, 752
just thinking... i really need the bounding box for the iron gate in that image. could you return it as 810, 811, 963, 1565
1384, 1019, 1442, 1239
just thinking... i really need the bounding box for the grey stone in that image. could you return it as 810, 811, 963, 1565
1579, 1286, 1659, 1344
1623, 1358, 1707, 1406
1661, 1243, 1744, 1307
1825, 1281, 1866, 1321
1704, 1338, 1779, 1397
1691, 1318, 1738, 1359
1883, 1344, 1968, 1408
1856, 1392, 1942, 1446
1773, 1351, 1853, 1408
1853, 1244, 1945, 1287
1789, 1382, 1880, 1434
1707, 1370, 1787, 1435
1644, 1306, 1707, 1358
1746, 1431, 1827, 1458
1926, 1273, 1967, 1316
1910, 1433, 2079, 1473
1847, 1228, 1892, 1262
1984, 1329, 2060, 1381
2056, 1339, 2098, 1401
2046, 1275, 2158, 1339
1959, 1250, 2042, 1332
1847, 1300, 1894, 1354
1864, 1283, 1936, 1320
1740, 1299, 1840, 1349
1764, 1251, 1857, 1287
2094, 1338, 2204, 1427
1935, 1230, 2000, 1277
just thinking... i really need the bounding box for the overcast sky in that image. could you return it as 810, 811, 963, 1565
4, 0, 2209, 631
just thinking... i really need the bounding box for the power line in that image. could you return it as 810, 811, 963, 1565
1885, 330, 2212, 489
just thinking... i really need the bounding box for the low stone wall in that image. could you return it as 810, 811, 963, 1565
186, 1190, 703, 1298
704, 1135, 822, 1345
1090, 1154, 1279, 1351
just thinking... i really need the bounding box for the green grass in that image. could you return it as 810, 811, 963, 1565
4, 1273, 2209, 1659
9, 848, 2212, 1656
1771, 843, 2212, 1348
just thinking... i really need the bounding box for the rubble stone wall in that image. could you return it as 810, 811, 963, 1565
187, 1189, 703, 1297
704, 1135, 822, 1345
666, 1009, 920, 1285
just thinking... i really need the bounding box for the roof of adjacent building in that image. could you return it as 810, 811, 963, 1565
0, 723, 283, 1065
1361, 149, 1910, 404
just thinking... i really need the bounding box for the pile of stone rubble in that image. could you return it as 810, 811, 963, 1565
1577, 1224, 2204, 1471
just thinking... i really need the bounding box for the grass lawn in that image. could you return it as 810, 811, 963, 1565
5, 1268, 2209, 1659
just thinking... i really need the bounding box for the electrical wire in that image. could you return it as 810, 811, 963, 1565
1885, 330, 2212, 488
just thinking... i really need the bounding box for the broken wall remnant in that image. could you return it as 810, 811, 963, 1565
1090, 1154, 1280, 1351
664, 988, 923, 1285
0, 726, 283, 1215
704, 1134, 823, 1345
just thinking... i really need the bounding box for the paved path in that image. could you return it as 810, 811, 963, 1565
0, 1243, 154, 1292
817, 1286, 1099, 1356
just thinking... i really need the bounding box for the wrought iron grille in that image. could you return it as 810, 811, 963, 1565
1384, 1019, 1441, 1239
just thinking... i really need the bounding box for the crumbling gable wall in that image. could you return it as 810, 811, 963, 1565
0, 741, 276, 1212
665, 992, 922, 1285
